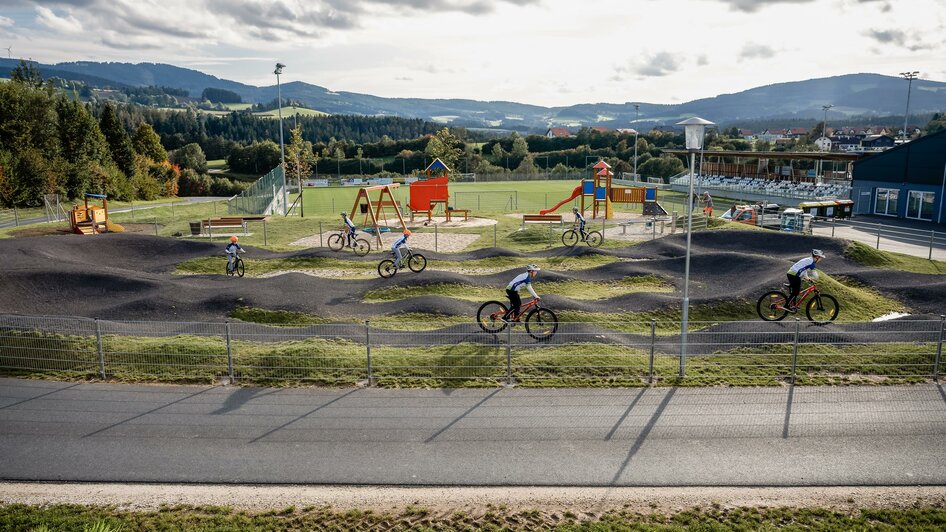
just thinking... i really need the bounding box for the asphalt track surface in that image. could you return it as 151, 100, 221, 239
1, 229, 945, 323
1, 378, 945, 486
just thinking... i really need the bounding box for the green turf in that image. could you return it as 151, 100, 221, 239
363, 276, 673, 302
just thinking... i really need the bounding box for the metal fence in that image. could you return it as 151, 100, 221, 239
1, 314, 942, 387
227, 166, 287, 216
814, 218, 946, 261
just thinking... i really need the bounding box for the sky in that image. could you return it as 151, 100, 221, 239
1, 0, 944, 107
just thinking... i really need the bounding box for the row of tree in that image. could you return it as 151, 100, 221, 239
0, 64, 244, 207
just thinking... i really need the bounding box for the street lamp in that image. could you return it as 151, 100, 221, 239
675, 116, 714, 376
900, 71, 919, 142
633, 103, 640, 180
821, 104, 833, 147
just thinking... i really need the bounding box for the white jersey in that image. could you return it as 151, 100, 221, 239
788, 257, 817, 277
506, 272, 539, 298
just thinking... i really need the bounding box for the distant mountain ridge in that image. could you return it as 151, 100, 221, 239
2, 58, 945, 132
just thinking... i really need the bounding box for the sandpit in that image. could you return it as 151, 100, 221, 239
291, 216, 494, 252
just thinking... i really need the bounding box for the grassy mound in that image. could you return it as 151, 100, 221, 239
845, 241, 946, 274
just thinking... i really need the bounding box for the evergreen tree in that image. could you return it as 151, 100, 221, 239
99, 103, 137, 179
132, 123, 168, 162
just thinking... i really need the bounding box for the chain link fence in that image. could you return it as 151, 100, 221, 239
1, 314, 942, 387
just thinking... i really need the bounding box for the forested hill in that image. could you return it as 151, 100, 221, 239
3, 58, 945, 131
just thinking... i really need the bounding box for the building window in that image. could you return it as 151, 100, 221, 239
874, 188, 899, 216
906, 191, 935, 221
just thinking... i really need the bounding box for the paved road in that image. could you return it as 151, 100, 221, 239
2, 378, 945, 486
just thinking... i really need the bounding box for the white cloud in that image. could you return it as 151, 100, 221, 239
0, 16, 15, 27
34, 6, 83, 34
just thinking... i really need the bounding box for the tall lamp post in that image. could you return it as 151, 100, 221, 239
274, 62, 287, 213
633, 103, 640, 180
900, 71, 919, 143
675, 116, 714, 376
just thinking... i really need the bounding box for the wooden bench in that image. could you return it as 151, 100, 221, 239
522, 214, 563, 223
409, 208, 432, 223
445, 209, 470, 222
201, 217, 248, 233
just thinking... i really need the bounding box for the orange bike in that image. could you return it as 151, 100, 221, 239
476, 298, 558, 340
757, 279, 839, 324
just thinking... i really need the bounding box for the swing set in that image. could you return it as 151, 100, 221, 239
347, 184, 408, 247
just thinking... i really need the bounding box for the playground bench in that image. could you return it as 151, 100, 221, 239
445, 208, 470, 222
200, 217, 248, 233
410, 208, 432, 222
522, 214, 563, 224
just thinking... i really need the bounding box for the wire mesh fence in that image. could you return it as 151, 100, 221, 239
1, 314, 942, 387
227, 166, 287, 216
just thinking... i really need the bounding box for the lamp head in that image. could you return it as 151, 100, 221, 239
274, 63, 286, 75
676, 117, 715, 150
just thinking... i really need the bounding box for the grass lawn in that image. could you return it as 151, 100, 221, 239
845, 241, 946, 274
3, 502, 945, 531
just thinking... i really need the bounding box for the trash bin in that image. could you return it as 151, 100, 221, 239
189, 221, 202, 235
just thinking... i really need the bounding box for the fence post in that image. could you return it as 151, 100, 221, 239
225, 321, 234, 382
671, 211, 677, 234
547, 222, 552, 248
790, 318, 800, 385
934, 315, 945, 382
648, 319, 656, 384
154, 219, 158, 236
131, 202, 135, 222
506, 324, 513, 386
170, 201, 174, 220
213, 201, 217, 215
263, 220, 268, 246
208, 223, 213, 243
13, 206, 18, 226
876, 224, 881, 249
319, 222, 323, 247
929, 230, 935, 261
493, 223, 497, 248
831, 218, 836, 238
95, 319, 105, 379
602, 217, 606, 237
365, 320, 374, 386
435, 224, 438, 252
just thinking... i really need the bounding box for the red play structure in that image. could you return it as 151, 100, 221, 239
407, 158, 471, 222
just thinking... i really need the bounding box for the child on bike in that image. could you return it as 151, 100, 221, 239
391, 229, 411, 267
786, 249, 824, 310
572, 207, 587, 240
225, 235, 244, 274
341, 211, 357, 247
503, 264, 541, 322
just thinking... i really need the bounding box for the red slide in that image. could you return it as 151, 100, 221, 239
539, 185, 582, 215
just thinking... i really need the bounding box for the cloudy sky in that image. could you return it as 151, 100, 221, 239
1, 0, 943, 107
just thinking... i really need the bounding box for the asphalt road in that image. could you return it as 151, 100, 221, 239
2, 378, 944, 486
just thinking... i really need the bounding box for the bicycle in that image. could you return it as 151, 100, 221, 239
225, 252, 245, 277
562, 225, 602, 248
756, 279, 839, 324
327, 229, 371, 256
378, 246, 427, 278
476, 297, 558, 340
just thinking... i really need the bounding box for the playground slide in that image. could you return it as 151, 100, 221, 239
539, 186, 582, 215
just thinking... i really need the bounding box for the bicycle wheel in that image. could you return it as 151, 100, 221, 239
327, 233, 344, 251
561, 230, 579, 247
585, 231, 603, 247
806, 293, 839, 324
525, 308, 558, 340
353, 238, 371, 256
757, 291, 789, 321
235, 258, 245, 278
378, 259, 397, 278
477, 301, 508, 333
408, 253, 427, 273
225, 261, 234, 276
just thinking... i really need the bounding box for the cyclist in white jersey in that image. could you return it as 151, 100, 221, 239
503, 264, 541, 322
786, 249, 824, 310
391, 229, 411, 267
572, 207, 587, 239
341, 212, 357, 247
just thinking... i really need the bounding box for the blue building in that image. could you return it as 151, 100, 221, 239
851, 129, 946, 224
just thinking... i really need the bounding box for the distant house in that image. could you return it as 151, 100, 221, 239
590, 126, 610, 133
861, 134, 895, 151
546, 127, 572, 138
758, 129, 786, 142
788, 127, 809, 138
739, 129, 755, 139
814, 136, 832, 151
831, 135, 863, 152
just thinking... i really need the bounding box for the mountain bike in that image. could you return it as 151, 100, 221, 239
226, 252, 245, 277
476, 297, 558, 340
378, 247, 427, 278
562, 225, 602, 248
756, 279, 839, 324
327, 229, 371, 256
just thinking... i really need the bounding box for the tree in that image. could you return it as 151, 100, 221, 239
510, 132, 529, 157
132, 123, 168, 162
423, 128, 463, 170
514, 154, 539, 174
170, 143, 208, 173
10, 60, 43, 88
925, 112, 946, 135
638, 154, 684, 180
201, 88, 242, 104
99, 103, 137, 179
490, 142, 506, 159
285, 126, 313, 185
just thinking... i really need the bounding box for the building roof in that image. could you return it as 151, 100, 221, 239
546, 127, 572, 137
853, 129, 946, 186
662, 148, 865, 162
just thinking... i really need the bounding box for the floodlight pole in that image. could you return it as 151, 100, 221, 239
900, 71, 919, 142
633, 104, 640, 180
275, 62, 287, 214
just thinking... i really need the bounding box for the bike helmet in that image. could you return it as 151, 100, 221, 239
340, 212, 348, 217
812, 249, 825, 258
230, 236, 238, 243
403, 229, 412, 236
572, 207, 579, 212
526, 264, 540, 272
